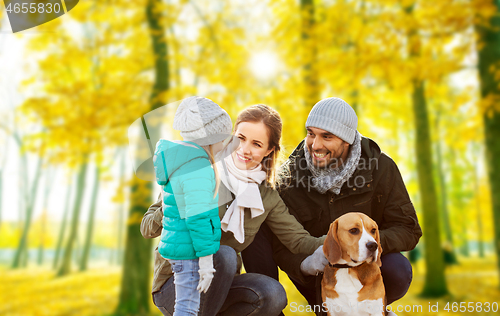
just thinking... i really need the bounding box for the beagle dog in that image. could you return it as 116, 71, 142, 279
321, 212, 386, 316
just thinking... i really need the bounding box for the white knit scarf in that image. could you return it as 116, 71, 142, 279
216, 150, 266, 243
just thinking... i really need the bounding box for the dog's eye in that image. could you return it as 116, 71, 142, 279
371, 228, 376, 234
349, 228, 360, 235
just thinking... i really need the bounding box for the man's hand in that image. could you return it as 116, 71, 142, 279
300, 245, 329, 276
197, 254, 216, 293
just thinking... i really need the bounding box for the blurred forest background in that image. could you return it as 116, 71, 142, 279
1, 0, 500, 315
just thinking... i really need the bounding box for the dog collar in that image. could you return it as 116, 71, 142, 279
328, 263, 352, 269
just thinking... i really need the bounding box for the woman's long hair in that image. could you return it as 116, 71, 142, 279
202, 144, 220, 199
234, 104, 282, 188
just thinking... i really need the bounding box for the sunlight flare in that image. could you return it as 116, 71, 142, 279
249, 51, 280, 80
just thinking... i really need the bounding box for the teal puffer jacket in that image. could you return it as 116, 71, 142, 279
153, 139, 221, 260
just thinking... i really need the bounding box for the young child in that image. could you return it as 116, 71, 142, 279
153, 96, 231, 316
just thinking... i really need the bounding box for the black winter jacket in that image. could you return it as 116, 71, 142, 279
273, 137, 422, 284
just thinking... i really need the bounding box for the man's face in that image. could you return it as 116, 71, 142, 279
305, 127, 350, 169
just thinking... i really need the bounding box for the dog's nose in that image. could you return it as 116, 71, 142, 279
366, 241, 378, 252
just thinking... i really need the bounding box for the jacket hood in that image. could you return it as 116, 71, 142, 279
154, 139, 209, 185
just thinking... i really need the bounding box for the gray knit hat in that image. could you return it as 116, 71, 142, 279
305, 97, 358, 144
173, 96, 232, 146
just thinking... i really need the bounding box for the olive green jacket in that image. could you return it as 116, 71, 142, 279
141, 182, 325, 293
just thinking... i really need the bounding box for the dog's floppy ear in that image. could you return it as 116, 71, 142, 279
323, 220, 341, 264
375, 226, 383, 267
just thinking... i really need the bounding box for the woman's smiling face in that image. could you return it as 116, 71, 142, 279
232, 121, 274, 170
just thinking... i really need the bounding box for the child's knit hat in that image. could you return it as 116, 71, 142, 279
173, 96, 232, 146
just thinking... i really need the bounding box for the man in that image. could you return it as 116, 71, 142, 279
241, 97, 422, 315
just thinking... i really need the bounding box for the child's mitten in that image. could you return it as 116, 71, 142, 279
197, 254, 216, 293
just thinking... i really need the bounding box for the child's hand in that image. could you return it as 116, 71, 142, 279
197, 254, 216, 293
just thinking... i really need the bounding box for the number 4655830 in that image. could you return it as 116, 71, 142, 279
5, 2, 62, 14
444, 302, 498, 312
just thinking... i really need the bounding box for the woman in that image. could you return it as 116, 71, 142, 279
142, 103, 325, 316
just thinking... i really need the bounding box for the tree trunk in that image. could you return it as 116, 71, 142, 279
37, 213, 46, 266
114, 0, 169, 314
436, 139, 454, 246
16, 143, 28, 264
448, 148, 470, 256
475, 1, 500, 287
115, 179, 155, 315
474, 159, 485, 258
113, 201, 126, 266
406, 4, 448, 297
57, 161, 88, 276
412, 80, 448, 296
348, 0, 367, 116
38, 168, 55, 266
436, 140, 457, 264
17, 163, 24, 241
73, 233, 82, 264
11, 156, 43, 269
79, 166, 101, 271
116, 201, 125, 265
115, 149, 127, 265
301, 0, 319, 110
21, 246, 29, 268
434, 114, 456, 264
53, 179, 73, 269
